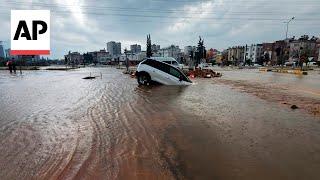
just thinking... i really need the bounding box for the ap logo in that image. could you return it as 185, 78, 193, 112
11, 10, 50, 55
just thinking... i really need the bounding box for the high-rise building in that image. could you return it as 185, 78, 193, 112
0, 41, 5, 58
130, 44, 141, 54
107, 41, 121, 56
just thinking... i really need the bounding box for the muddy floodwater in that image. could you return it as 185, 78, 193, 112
0, 67, 320, 180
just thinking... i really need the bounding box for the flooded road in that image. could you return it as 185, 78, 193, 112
0, 68, 320, 180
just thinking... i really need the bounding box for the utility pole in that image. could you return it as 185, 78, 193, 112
285, 17, 295, 39
124, 48, 129, 72
244, 45, 247, 66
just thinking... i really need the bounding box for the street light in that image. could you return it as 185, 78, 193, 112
285, 17, 295, 39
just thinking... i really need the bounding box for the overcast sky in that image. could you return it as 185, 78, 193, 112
0, 0, 319, 59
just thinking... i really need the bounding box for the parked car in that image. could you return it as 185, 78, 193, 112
198, 63, 209, 69
285, 62, 294, 66
309, 61, 319, 67
136, 58, 192, 86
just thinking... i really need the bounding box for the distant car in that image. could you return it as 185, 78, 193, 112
136, 58, 192, 86
150, 57, 183, 69
285, 62, 294, 66
309, 61, 318, 67
198, 63, 209, 69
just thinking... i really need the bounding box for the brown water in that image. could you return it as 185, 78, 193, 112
0, 68, 320, 180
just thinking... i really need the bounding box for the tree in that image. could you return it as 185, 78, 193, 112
300, 47, 311, 70
275, 47, 282, 66
195, 36, 206, 67
83, 53, 93, 65
245, 59, 252, 66
146, 34, 152, 58
299, 35, 309, 41
264, 52, 270, 64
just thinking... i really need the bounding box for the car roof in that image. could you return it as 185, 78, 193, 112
149, 57, 177, 62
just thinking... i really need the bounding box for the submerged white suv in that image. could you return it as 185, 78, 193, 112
136, 58, 192, 86
150, 57, 184, 69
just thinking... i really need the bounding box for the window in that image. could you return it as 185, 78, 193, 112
143, 59, 170, 73
158, 61, 170, 73
142, 59, 155, 66
169, 67, 181, 78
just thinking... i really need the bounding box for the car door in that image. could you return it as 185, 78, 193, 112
167, 66, 184, 85
143, 59, 159, 81
148, 60, 171, 85
169, 66, 193, 85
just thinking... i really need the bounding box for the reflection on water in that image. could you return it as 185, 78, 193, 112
0, 68, 320, 179
219, 69, 320, 98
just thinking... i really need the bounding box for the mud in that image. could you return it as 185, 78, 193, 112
215, 78, 320, 117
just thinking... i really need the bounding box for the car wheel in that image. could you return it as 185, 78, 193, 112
137, 72, 151, 85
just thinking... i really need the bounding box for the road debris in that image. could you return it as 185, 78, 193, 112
187, 68, 222, 78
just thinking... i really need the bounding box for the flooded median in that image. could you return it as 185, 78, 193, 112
0, 68, 320, 179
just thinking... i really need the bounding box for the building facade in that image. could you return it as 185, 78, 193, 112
130, 44, 141, 54
289, 38, 317, 62
228, 46, 245, 65
89, 49, 111, 64
0, 41, 5, 59
107, 41, 121, 57
245, 44, 263, 63
65, 51, 83, 65
151, 44, 160, 53
184, 46, 196, 55
159, 45, 181, 61
206, 48, 220, 63
120, 51, 146, 65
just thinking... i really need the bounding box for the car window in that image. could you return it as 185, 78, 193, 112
158, 62, 170, 73
142, 59, 153, 66
169, 67, 181, 78
172, 61, 178, 65
144, 59, 170, 73
164, 61, 171, 64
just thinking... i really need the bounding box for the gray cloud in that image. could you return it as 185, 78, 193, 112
1, 0, 319, 58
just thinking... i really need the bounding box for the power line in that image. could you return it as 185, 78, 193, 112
0, 7, 319, 22
6, 1, 320, 13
